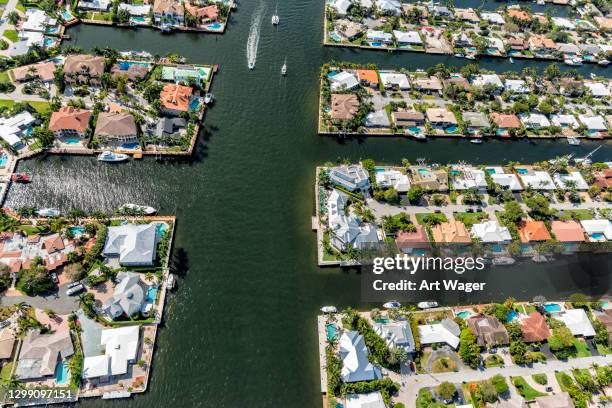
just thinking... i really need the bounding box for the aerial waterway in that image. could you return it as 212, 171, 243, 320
246, 2, 265, 69
6, 0, 612, 406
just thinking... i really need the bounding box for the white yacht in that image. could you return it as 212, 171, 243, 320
492, 257, 515, 266
281, 59, 287, 76
383, 301, 401, 309
37, 208, 60, 217
470, 138, 483, 144
564, 58, 582, 66
98, 151, 129, 163
567, 137, 580, 146
248, 62, 255, 70
204, 93, 214, 104
454, 53, 464, 58
509, 57, 514, 64
118, 204, 157, 215
320, 306, 337, 314
417, 301, 438, 309
166, 274, 176, 290
598, 59, 610, 66
272, 6, 279, 25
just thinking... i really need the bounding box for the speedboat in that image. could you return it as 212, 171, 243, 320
590, 73, 597, 79
598, 59, 610, 66
492, 257, 515, 266
470, 138, 483, 144
166, 274, 175, 290
383, 301, 401, 309
509, 57, 514, 64
118, 203, 157, 215
248, 62, 255, 70
465, 54, 476, 60
532, 255, 548, 263
37, 208, 60, 217
413, 133, 426, 140
204, 93, 214, 104
417, 301, 438, 309
10, 173, 30, 183
97, 151, 129, 163
454, 53, 464, 58
272, 14, 279, 25
320, 306, 337, 314
564, 58, 582, 66
281, 59, 287, 76
567, 137, 580, 146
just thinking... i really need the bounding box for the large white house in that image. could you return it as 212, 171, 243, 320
553, 309, 596, 337
580, 219, 612, 241
451, 166, 487, 190
327, 190, 379, 251
328, 165, 370, 192
0, 111, 36, 149
103, 223, 158, 266
517, 171, 555, 190
329, 71, 359, 91
83, 326, 140, 380
339, 331, 382, 382
471, 221, 512, 243
375, 168, 410, 192
379, 71, 410, 90
486, 167, 523, 191
553, 172, 589, 190
418, 318, 460, 349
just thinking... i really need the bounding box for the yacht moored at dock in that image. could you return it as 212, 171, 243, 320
117, 204, 157, 215
97, 151, 129, 163
418, 301, 438, 309
320, 306, 337, 314
10, 173, 31, 183
37, 208, 61, 217
383, 301, 401, 309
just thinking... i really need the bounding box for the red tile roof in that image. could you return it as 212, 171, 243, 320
520, 312, 551, 342
160, 83, 193, 112
43, 234, 65, 254
395, 226, 430, 249
550, 220, 586, 242
49, 107, 92, 133
518, 220, 552, 243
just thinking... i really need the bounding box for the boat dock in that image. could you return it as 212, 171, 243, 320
316, 315, 328, 394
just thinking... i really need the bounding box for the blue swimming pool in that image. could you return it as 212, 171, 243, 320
456, 311, 471, 319
0, 154, 8, 167
189, 98, 201, 111
65, 138, 80, 145
418, 168, 430, 175
496, 129, 508, 136
118, 60, 150, 71
544, 303, 562, 313
156, 223, 168, 236
507, 310, 518, 322
207, 22, 223, 30
69, 226, 86, 236
516, 168, 529, 175
327, 71, 339, 78
146, 286, 158, 303
61, 10, 74, 20
370, 42, 383, 47
326, 324, 336, 341
485, 168, 496, 174
491, 244, 502, 253
330, 31, 342, 42
44, 37, 54, 47
55, 360, 69, 385
591, 233, 605, 240
601, 301, 609, 309
130, 16, 146, 23
408, 126, 422, 133
121, 142, 140, 150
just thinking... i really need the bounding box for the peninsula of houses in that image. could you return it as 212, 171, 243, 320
319, 62, 612, 139
0, 209, 177, 405
314, 159, 612, 266
318, 298, 612, 407
324, 0, 611, 65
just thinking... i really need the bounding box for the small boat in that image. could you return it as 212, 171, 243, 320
320, 306, 337, 314
271, 14, 279, 25
248, 62, 255, 70
532, 255, 548, 263
465, 54, 476, 60
564, 58, 582, 66
118, 203, 157, 215
166, 274, 175, 290
10, 173, 30, 183
281, 59, 287, 76
97, 151, 129, 163
417, 301, 438, 309
509, 57, 514, 64
204, 93, 214, 104
598, 59, 610, 67
383, 301, 401, 309
37, 208, 60, 217
413, 133, 427, 140
492, 257, 515, 266
470, 138, 483, 144
454, 53, 464, 58
567, 137, 580, 146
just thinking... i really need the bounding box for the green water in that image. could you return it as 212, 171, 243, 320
6, 1, 612, 406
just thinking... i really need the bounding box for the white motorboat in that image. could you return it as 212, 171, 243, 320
166, 274, 175, 290
204, 93, 214, 104
118, 203, 157, 215
564, 58, 582, 66
98, 151, 129, 163
598, 60, 610, 66
492, 257, 515, 266
509, 57, 514, 64
454, 53, 464, 58
248, 62, 255, 70
413, 133, 427, 140
37, 208, 60, 217
383, 301, 401, 309
281, 58, 287, 76
465, 54, 476, 60
320, 306, 337, 314
590, 73, 597, 79
470, 138, 483, 144
417, 301, 438, 309
567, 137, 580, 146
272, 14, 279, 25
532, 255, 548, 263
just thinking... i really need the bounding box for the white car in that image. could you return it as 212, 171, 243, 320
66, 284, 85, 296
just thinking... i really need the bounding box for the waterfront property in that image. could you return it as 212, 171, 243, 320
318, 63, 612, 139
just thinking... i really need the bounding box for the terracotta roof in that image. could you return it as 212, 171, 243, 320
490, 112, 521, 129
27, 235, 40, 244
550, 220, 586, 242
444, 77, 470, 90
508, 8, 531, 21
49, 107, 92, 133
43, 234, 65, 254
63, 54, 105, 77
518, 220, 552, 243
520, 311, 551, 342
426, 108, 457, 124
160, 83, 193, 112
12, 61, 55, 82
395, 226, 430, 249
594, 16, 612, 30
44, 252, 67, 271
185, 3, 219, 20
95, 112, 137, 138
0, 329, 15, 360
356, 69, 378, 85
431, 221, 471, 244
529, 35, 557, 50
594, 169, 612, 189
330, 94, 359, 120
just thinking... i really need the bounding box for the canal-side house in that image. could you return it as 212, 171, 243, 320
161, 65, 211, 85
431, 221, 471, 245
471, 221, 512, 244
0, 111, 36, 151
454, 8, 480, 24
462, 111, 490, 135
110, 61, 150, 82
578, 114, 608, 138
553, 172, 589, 190
12, 61, 55, 83
551, 114, 579, 130
412, 76, 443, 95
519, 312, 551, 343
365, 30, 393, 46
48, 107, 92, 139
15, 329, 74, 381
83, 326, 140, 382
580, 219, 612, 242
338, 331, 382, 382
395, 226, 430, 254
550, 220, 585, 252
418, 318, 460, 349
22, 9, 57, 33
481, 12, 505, 25
553, 309, 596, 338
486, 167, 523, 191
374, 168, 410, 192
160, 83, 193, 116
355, 70, 378, 88
593, 168, 612, 189
392, 111, 425, 130
102, 272, 146, 319
327, 189, 380, 252
409, 166, 448, 191
425, 108, 457, 131
490, 113, 522, 136
365, 110, 390, 128
184, 4, 219, 24
584, 81, 611, 98
94, 112, 139, 147
330, 94, 359, 121
517, 169, 555, 190
328, 164, 370, 192
504, 79, 530, 96
103, 223, 158, 266
528, 35, 557, 57
63, 54, 105, 86
78, 0, 111, 11
373, 321, 416, 355
472, 74, 503, 92
152, 0, 185, 27
329, 71, 359, 91
451, 165, 487, 190
520, 113, 551, 130
379, 71, 410, 90
518, 220, 552, 245
393, 30, 423, 47
467, 315, 509, 347
334, 19, 363, 41
345, 392, 386, 408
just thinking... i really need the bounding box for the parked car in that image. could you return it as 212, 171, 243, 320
66, 284, 85, 296
67, 281, 81, 289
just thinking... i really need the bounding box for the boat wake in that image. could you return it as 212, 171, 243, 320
246, 3, 264, 69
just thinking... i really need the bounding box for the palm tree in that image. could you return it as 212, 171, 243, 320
0, 374, 22, 391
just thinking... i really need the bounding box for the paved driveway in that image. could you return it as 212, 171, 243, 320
0, 283, 79, 314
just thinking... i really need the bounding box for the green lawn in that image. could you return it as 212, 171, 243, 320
561, 209, 595, 220
416, 212, 448, 226
453, 212, 488, 228
512, 376, 547, 400
596, 343, 611, 355
0, 99, 50, 114
572, 339, 592, 358
0, 70, 9, 84
3, 29, 18, 43
484, 354, 504, 368
15, 1, 25, 12
555, 371, 575, 392
532, 373, 547, 385
0, 362, 13, 380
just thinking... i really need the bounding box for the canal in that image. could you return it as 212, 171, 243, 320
5, 0, 612, 406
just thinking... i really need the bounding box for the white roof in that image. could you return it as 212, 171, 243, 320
0, 111, 36, 147
379, 71, 410, 89
490, 172, 523, 191
346, 392, 386, 408
393, 30, 422, 44
578, 114, 607, 131
339, 331, 382, 382
19, 31, 44, 47
481, 12, 505, 24
79, 0, 111, 10
472, 221, 512, 243
551, 114, 579, 129
366, 30, 393, 42
504, 79, 529, 93
520, 113, 551, 128
552, 17, 576, 29
375, 0, 401, 14
100, 326, 140, 376
518, 171, 555, 190
418, 320, 460, 349
83, 355, 111, 379
487, 36, 504, 51
329, 71, 359, 91
553, 172, 589, 190
451, 166, 487, 190
375, 169, 410, 192
332, 0, 351, 15
118, 3, 151, 16
553, 309, 596, 337
22, 9, 56, 32
473, 74, 503, 88
585, 81, 610, 97
580, 219, 612, 240
103, 223, 157, 265
327, 190, 379, 251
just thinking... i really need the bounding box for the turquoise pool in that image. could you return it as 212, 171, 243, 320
408, 126, 422, 133
370, 42, 383, 47
456, 311, 471, 319
327, 71, 339, 78
146, 286, 158, 303
496, 129, 508, 136
207, 22, 223, 30
0, 153, 8, 167
326, 324, 337, 341
330, 32, 342, 42
590, 233, 605, 240
131, 16, 146, 23
507, 310, 518, 322
486, 168, 496, 174
189, 98, 201, 111
65, 138, 80, 145
69, 226, 86, 236
156, 223, 168, 236
117, 60, 150, 71
61, 10, 74, 20
121, 142, 139, 150
601, 301, 609, 308
44, 37, 54, 47
55, 360, 69, 385
516, 168, 529, 174
417, 168, 430, 175
491, 244, 502, 253
544, 303, 562, 313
